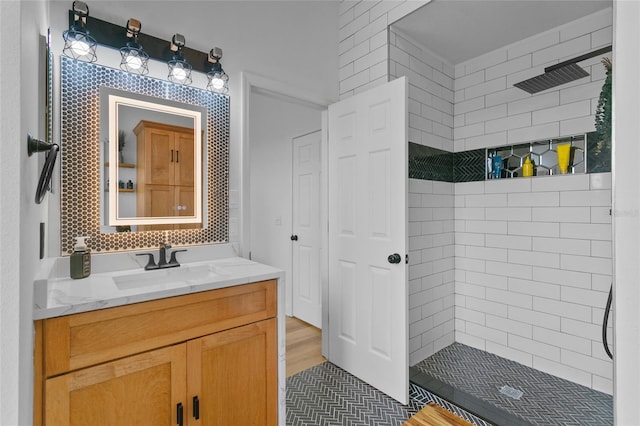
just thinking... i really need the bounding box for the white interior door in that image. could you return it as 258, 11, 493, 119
327, 77, 408, 404
292, 131, 322, 328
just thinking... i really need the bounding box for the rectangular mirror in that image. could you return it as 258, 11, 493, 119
100, 89, 206, 232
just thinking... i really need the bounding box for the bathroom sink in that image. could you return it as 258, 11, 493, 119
113, 263, 223, 290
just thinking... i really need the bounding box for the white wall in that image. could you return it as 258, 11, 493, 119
0, 1, 49, 424
249, 90, 322, 315
0, 4, 22, 423
612, 1, 640, 423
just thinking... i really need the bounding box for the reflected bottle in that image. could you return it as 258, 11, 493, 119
492, 155, 502, 179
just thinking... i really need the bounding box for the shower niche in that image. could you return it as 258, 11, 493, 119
486, 133, 587, 179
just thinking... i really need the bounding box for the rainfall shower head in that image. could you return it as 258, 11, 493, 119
514, 63, 589, 94
514, 45, 612, 94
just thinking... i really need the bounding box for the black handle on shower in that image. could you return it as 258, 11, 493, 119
291, 235, 298, 241
388, 253, 401, 264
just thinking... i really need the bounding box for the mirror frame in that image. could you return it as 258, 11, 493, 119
106, 93, 203, 226
60, 56, 229, 254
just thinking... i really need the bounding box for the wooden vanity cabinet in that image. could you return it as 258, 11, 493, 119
34, 280, 278, 426
134, 120, 196, 231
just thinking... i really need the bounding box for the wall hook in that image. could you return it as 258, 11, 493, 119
28, 134, 59, 204
28, 134, 55, 156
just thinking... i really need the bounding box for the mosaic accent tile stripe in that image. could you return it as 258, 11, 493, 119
454, 149, 486, 182
408, 143, 454, 182
286, 361, 490, 426
413, 343, 613, 426
408, 144, 486, 183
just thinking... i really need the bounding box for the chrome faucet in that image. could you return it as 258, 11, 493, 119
136, 244, 187, 270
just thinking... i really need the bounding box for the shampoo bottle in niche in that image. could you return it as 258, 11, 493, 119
70, 236, 91, 279
522, 156, 533, 177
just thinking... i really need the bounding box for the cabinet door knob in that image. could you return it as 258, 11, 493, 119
291, 234, 298, 241
193, 395, 200, 420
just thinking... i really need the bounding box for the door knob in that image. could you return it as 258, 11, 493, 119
291, 235, 298, 241
388, 253, 401, 264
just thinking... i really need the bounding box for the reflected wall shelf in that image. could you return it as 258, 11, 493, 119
104, 162, 135, 168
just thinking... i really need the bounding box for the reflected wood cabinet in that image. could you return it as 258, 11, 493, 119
34, 281, 278, 426
134, 120, 196, 231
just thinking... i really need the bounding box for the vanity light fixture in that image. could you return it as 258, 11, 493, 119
206, 47, 229, 94
62, 1, 97, 62
62, 3, 230, 92
119, 18, 149, 75
167, 34, 193, 86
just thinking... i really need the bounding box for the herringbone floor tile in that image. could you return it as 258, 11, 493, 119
286, 361, 490, 426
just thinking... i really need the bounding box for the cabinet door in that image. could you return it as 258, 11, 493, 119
187, 319, 278, 426
138, 185, 176, 231
146, 128, 175, 185
46, 345, 186, 426
174, 130, 195, 187
176, 186, 198, 230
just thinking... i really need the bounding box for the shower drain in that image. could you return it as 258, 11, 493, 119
498, 385, 524, 400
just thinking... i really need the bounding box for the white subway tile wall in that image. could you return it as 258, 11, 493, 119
453, 8, 612, 151
340, 0, 613, 393
456, 173, 612, 392
390, 27, 455, 151
409, 178, 455, 365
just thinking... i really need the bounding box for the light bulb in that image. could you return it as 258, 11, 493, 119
125, 55, 143, 70
71, 39, 91, 57
172, 66, 187, 81
210, 77, 224, 90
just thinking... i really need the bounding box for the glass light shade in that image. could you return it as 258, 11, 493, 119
120, 44, 149, 75
62, 28, 97, 62
206, 70, 229, 94
167, 59, 192, 86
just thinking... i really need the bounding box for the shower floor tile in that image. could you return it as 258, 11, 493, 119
411, 343, 613, 426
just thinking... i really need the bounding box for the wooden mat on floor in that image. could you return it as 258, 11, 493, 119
403, 402, 475, 426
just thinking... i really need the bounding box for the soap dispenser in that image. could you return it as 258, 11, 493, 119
70, 236, 91, 279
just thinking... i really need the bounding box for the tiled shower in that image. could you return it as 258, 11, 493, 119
391, 6, 614, 398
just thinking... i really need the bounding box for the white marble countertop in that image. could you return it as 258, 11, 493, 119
33, 244, 284, 320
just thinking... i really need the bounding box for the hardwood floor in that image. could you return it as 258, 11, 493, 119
286, 316, 326, 377
403, 403, 475, 426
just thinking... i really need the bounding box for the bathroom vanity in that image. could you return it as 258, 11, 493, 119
32, 246, 285, 426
